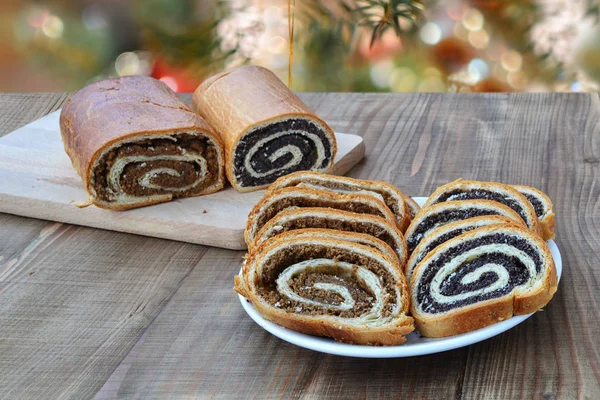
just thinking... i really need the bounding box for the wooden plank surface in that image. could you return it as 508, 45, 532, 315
0, 110, 364, 250
1, 92, 599, 399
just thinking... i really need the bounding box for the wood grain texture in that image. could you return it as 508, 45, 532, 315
1, 92, 599, 399
108, 248, 466, 399
0, 110, 363, 249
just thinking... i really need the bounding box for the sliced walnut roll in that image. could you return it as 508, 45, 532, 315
410, 224, 558, 338
236, 231, 414, 345
245, 187, 397, 246
266, 171, 414, 231
252, 207, 408, 265
192, 66, 337, 192
60, 76, 225, 210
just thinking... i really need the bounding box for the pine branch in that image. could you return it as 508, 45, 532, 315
346, 0, 428, 47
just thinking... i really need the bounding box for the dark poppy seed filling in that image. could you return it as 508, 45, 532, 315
416, 233, 541, 313
522, 193, 545, 217
93, 133, 220, 202
257, 244, 398, 318
233, 118, 333, 188
411, 227, 473, 269
436, 189, 529, 223
407, 208, 503, 252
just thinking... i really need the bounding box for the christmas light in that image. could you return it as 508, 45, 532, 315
462, 8, 484, 32
41, 15, 63, 39
420, 23, 442, 45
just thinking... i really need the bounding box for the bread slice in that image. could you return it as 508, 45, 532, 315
251, 207, 408, 266
405, 200, 526, 253
410, 224, 558, 338
512, 184, 556, 240
424, 179, 542, 237
245, 187, 397, 246
266, 171, 412, 231
405, 215, 519, 281
236, 233, 414, 345
263, 228, 400, 266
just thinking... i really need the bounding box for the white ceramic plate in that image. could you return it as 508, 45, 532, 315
238, 197, 562, 358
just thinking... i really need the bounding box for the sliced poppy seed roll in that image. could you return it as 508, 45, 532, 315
266, 171, 412, 231
512, 184, 556, 240
423, 179, 542, 236
252, 207, 408, 265
236, 234, 414, 345
405, 215, 519, 281
404, 200, 525, 253
410, 224, 558, 338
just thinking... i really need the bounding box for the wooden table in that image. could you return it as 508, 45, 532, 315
1, 93, 598, 399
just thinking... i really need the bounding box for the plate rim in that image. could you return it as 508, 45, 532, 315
238, 197, 563, 358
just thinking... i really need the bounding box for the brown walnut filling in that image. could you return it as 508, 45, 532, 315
255, 196, 387, 234
257, 244, 398, 318
263, 216, 399, 254
92, 133, 219, 202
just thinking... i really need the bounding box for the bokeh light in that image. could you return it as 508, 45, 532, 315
462, 8, 484, 31
501, 50, 523, 72
420, 23, 442, 45
468, 58, 489, 81
468, 30, 489, 49
41, 15, 63, 38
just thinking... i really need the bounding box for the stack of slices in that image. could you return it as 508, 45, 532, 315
236, 171, 417, 345
236, 175, 559, 345
405, 179, 557, 338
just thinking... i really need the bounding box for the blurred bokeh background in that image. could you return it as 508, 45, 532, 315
1, 0, 599, 92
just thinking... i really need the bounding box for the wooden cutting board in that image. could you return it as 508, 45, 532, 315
0, 110, 364, 250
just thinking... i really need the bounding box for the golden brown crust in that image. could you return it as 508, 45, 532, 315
423, 179, 543, 237
265, 171, 411, 231
410, 224, 558, 338
245, 186, 397, 246
414, 297, 514, 338
60, 76, 225, 210
512, 184, 556, 240
237, 234, 414, 345
259, 228, 401, 266
404, 196, 421, 220
192, 66, 337, 192
251, 207, 408, 265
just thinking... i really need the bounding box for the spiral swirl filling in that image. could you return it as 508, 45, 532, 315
435, 189, 531, 225
521, 193, 545, 217
92, 133, 220, 202
407, 208, 504, 252
234, 118, 333, 188
257, 244, 400, 320
259, 213, 401, 257
416, 233, 543, 313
